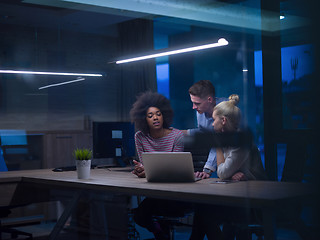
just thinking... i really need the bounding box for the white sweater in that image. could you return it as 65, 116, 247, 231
217, 147, 265, 180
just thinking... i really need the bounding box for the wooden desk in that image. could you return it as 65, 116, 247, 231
0, 169, 315, 240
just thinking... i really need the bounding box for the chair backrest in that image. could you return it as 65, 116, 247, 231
0, 148, 8, 171
281, 141, 308, 182
249, 145, 268, 180
184, 146, 210, 172
0, 130, 28, 170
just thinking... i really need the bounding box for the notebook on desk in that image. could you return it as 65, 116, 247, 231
142, 152, 200, 182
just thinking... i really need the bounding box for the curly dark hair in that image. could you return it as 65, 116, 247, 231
130, 91, 174, 134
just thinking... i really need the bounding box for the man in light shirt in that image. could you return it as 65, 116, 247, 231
182, 80, 218, 179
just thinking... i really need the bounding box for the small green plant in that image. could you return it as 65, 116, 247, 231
73, 148, 92, 160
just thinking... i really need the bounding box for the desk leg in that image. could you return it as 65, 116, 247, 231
49, 191, 82, 240
262, 207, 276, 240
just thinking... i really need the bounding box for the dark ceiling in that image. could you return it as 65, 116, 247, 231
0, 0, 314, 47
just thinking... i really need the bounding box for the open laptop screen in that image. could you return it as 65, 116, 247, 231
142, 152, 196, 182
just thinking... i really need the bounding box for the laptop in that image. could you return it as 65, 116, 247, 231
142, 152, 199, 182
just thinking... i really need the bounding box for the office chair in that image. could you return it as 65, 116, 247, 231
0, 133, 33, 240
134, 195, 193, 240
184, 144, 210, 172
0, 208, 33, 240
242, 141, 314, 240
153, 211, 193, 240
273, 141, 313, 239
0, 130, 29, 171
144, 143, 209, 239
218, 145, 266, 240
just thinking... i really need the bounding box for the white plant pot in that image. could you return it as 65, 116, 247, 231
76, 159, 91, 179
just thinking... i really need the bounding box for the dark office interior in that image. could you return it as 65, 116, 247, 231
1, 0, 319, 239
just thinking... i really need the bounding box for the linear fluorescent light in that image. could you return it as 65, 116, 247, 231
39, 77, 86, 90
116, 38, 229, 64
0, 70, 102, 77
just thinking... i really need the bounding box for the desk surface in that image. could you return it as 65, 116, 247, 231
0, 168, 315, 208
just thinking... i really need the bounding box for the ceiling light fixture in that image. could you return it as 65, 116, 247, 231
116, 38, 229, 64
39, 77, 86, 90
280, 15, 285, 20
0, 70, 103, 77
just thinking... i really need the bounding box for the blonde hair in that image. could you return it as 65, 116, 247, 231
213, 94, 241, 131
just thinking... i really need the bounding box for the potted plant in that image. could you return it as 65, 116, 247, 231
73, 148, 92, 179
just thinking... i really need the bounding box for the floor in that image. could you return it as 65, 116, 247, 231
1, 203, 315, 240
135, 225, 303, 240
1, 221, 305, 240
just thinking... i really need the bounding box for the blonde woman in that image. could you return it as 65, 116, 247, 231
213, 94, 264, 180
190, 94, 266, 240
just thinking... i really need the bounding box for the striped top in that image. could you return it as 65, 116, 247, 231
135, 128, 184, 163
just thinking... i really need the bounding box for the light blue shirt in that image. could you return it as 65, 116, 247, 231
187, 97, 228, 172
188, 112, 214, 135
188, 112, 217, 172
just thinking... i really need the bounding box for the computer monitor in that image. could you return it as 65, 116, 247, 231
92, 122, 135, 166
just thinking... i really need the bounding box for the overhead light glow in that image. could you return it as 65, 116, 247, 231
0, 70, 102, 77
280, 15, 285, 20
39, 77, 86, 90
242, 69, 248, 72
116, 38, 229, 64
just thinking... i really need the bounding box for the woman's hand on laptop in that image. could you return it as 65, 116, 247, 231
194, 171, 210, 179
132, 160, 146, 178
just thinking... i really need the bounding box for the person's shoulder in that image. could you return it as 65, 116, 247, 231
171, 128, 184, 136
135, 130, 146, 138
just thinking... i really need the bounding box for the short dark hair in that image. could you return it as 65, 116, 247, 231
189, 80, 215, 99
130, 91, 174, 134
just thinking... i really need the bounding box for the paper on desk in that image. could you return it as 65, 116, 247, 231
211, 180, 239, 184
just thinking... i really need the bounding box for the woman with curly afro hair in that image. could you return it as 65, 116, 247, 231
130, 91, 187, 240
130, 91, 184, 177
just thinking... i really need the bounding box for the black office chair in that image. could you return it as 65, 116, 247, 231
148, 142, 210, 239
273, 141, 313, 239
0, 208, 33, 240
0, 138, 33, 240
242, 141, 315, 240
131, 140, 206, 240
134, 195, 193, 240
218, 144, 266, 240
152, 211, 193, 240
184, 144, 210, 172
0, 131, 29, 171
